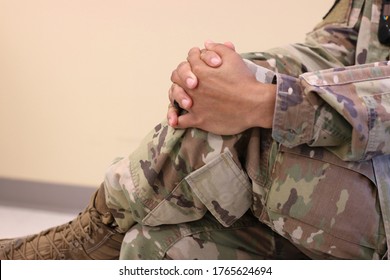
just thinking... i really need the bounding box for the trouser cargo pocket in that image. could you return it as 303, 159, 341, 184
186, 150, 252, 227
143, 150, 252, 227
263, 144, 386, 259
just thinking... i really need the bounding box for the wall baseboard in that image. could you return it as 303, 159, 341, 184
0, 177, 95, 214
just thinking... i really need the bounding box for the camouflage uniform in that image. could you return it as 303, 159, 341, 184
104, 0, 390, 259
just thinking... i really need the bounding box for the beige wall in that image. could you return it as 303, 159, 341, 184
0, 0, 334, 187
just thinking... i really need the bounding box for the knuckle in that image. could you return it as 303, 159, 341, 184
171, 85, 181, 99
177, 62, 190, 76
177, 61, 187, 69
191, 63, 202, 74
170, 70, 176, 82
171, 71, 182, 84
188, 47, 199, 56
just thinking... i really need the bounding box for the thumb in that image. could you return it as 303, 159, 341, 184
176, 113, 197, 130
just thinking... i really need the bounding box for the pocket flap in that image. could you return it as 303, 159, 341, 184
186, 151, 252, 227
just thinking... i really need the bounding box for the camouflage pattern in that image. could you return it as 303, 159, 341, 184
119, 212, 309, 260
106, 0, 390, 259
104, 122, 254, 230
272, 61, 390, 160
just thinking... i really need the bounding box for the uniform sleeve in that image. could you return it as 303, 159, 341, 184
272, 61, 390, 161
242, 0, 390, 161
242, 0, 360, 76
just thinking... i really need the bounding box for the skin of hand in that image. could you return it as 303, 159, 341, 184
168, 42, 276, 135
167, 41, 234, 126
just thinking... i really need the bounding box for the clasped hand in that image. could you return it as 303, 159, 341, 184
167, 41, 276, 135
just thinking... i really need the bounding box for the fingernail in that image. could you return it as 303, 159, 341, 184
211, 57, 221, 66
168, 116, 176, 126
182, 99, 190, 108
186, 78, 196, 88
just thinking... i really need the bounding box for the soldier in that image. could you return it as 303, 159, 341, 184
1, 0, 389, 260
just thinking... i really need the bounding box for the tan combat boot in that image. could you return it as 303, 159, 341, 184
0, 184, 124, 260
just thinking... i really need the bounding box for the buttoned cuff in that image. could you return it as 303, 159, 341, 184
243, 59, 315, 147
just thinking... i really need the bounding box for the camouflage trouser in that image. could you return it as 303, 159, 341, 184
103, 119, 387, 259
104, 121, 255, 230
119, 211, 309, 260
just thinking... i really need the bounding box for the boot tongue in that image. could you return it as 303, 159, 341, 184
93, 185, 114, 225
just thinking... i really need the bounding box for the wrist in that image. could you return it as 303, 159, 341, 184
246, 82, 276, 129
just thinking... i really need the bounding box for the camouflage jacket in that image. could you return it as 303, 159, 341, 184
244, 0, 390, 160
242, 0, 390, 258
105, 0, 389, 259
